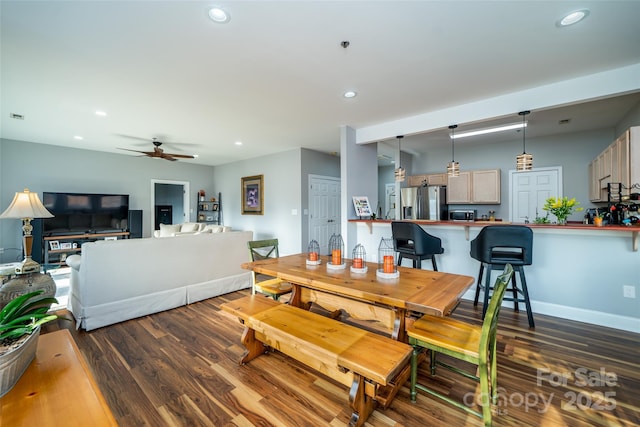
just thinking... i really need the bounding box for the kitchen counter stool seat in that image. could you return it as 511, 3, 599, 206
391, 221, 444, 271
470, 225, 535, 328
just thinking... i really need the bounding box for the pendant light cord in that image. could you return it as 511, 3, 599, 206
449, 125, 458, 161
519, 110, 530, 154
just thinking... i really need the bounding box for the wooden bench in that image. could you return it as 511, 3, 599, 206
221, 295, 412, 427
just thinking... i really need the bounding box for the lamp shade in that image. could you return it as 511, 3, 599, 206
0, 189, 53, 219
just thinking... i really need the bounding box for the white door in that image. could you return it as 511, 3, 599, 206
309, 175, 341, 255
509, 167, 562, 223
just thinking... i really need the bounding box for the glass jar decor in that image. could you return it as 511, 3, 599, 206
376, 237, 399, 279
327, 234, 346, 270
350, 244, 368, 274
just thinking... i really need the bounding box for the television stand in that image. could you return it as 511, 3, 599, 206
43, 231, 129, 271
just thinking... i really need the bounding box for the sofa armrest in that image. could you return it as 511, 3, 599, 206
66, 254, 82, 270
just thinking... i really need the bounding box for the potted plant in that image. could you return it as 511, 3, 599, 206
542, 196, 583, 225
0, 290, 58, 397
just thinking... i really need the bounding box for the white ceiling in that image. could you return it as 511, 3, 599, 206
2, 1, 640, 166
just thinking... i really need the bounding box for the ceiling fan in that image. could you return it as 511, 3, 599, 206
119, 138, 196, 161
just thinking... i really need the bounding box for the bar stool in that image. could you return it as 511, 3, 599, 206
470, 225, 535, 328
391, 221, 444, 270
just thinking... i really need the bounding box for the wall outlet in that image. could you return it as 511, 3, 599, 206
623, 285, 636, 299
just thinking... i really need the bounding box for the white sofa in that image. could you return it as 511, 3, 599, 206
66, 230, 253, 331
153, 222, 232, 237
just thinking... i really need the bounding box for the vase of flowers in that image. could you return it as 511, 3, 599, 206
542, 196, 583, 225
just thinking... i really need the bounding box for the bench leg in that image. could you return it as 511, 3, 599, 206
239, 326, 267, 365
348, 374, 376, 427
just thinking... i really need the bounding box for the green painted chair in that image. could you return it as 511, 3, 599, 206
247, 239, 292, 301
407, 263, 514, 427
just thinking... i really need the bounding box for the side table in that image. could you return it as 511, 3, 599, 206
0, 329, 117, 426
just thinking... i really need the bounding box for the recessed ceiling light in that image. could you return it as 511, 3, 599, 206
558, 9, 590, 27
235, 141, 243, 146
208, 7, 230, 23
95, 111, 107, 116
73, 135, 83, 140
343, 91, 357, 99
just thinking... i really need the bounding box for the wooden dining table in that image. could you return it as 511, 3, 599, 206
242, 253, 475, 342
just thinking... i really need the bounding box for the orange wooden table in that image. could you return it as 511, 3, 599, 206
242, 254, 475, 342
0, 329, 117, 427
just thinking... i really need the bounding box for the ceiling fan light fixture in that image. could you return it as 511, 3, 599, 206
516, 110, 533, 171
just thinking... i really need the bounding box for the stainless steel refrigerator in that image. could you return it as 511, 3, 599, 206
400, 186, 448, 220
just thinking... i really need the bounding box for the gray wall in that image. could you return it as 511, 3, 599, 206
155, 183, 185, 225
300, 149, 341, 248
0, 138, 215, 252
211, 148, 303, 256
406, 128, 618, 221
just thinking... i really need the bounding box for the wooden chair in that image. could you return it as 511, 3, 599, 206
406, 264, 514, 427
247, 239, 292, 301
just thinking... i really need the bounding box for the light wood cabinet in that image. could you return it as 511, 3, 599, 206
446, 172, 471, 203
406, 173, 447, 187
447, 169, 501, 204
589, 128, 634, 202
472, 169, 501, 203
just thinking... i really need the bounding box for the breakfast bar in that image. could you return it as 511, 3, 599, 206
349, 219, 640, 333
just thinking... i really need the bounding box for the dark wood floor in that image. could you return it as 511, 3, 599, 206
43, 291, 639, 426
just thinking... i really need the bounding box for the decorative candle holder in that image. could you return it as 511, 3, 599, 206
327, 233, 346, 270
306, 239, 321, 266
376, 237, 399, 279
350, 244, 368, 274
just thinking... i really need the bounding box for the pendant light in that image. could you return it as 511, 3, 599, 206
394, 135, 405, 182
447, 125, 460, 177
516, 110, 533, 171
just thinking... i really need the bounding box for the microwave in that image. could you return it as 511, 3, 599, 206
449, 209, 477, 221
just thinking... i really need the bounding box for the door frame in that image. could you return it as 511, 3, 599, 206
308, 174, 341, 255
150, 179, 190, 235
508, 166, 562, 223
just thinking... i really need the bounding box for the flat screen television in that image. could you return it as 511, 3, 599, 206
41, 192, 129, 235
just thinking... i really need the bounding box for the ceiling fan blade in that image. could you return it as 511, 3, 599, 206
163, 153, 195, 159
118, 148, 156, 156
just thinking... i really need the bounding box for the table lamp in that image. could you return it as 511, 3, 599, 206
0, 188, 54, 274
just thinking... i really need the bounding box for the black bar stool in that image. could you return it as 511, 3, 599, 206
470, 225, 535, 328
391, 221, 444, 270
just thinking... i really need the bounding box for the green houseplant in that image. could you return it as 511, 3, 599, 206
0, 290, 58, 397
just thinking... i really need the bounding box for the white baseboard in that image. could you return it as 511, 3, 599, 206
461, 291, 640, 334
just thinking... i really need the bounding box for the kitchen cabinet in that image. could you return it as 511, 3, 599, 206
447, 169, 501, 204
589, 127, 636, 202
446, 172, 471, 203
406, 173, 447, 187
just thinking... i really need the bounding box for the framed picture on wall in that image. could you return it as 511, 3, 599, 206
241, 175, 264, 215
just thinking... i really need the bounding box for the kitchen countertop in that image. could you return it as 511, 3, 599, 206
349, 218, 639, 231
349, 219, 640, 250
